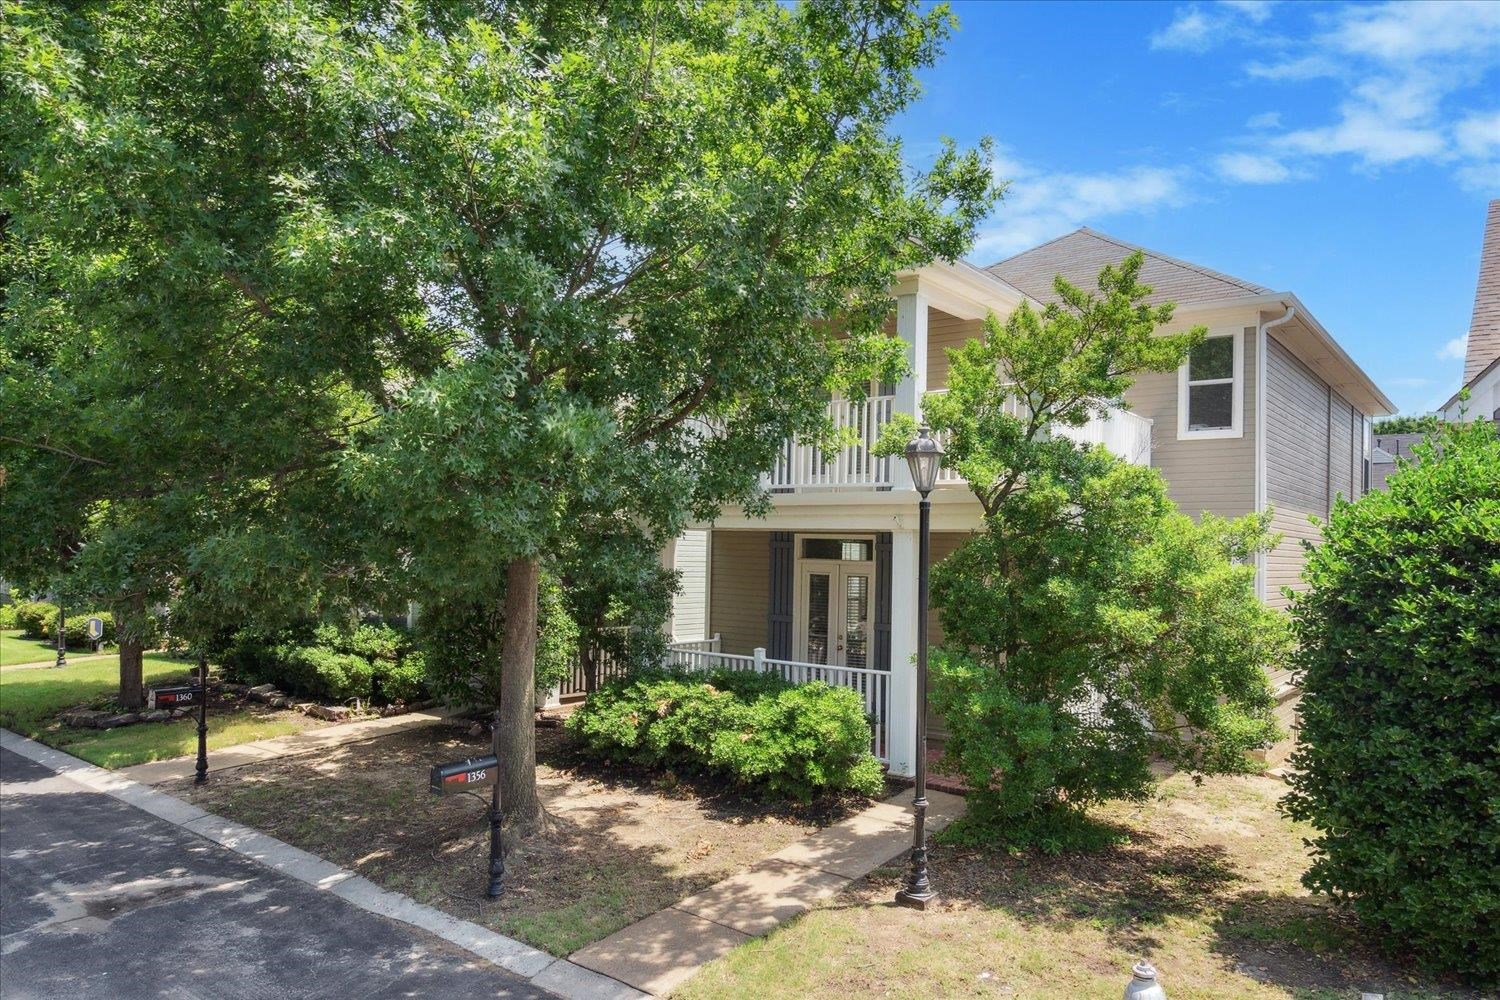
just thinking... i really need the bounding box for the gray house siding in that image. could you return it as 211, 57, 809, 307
1121, 324, 1258, 519
1264, 334, 1366, 609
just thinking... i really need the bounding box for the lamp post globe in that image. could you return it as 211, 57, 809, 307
897, 425, 943, 910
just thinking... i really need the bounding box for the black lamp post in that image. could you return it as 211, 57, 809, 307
897, 425, 942, 910
195, 651, 209, 785
54, 604, 67, 669
487, 707, 505, 898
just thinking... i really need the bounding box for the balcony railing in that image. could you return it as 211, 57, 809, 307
764, 391, 1153, 492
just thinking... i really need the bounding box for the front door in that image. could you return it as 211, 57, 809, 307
798, 563, 872, 668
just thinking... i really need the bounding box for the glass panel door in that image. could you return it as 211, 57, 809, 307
841, 570, 869, 669
804, 571, 831, 665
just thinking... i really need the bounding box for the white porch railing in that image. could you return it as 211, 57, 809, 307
666, 638, 891, 763
766, 391, 1151, 491
1053, 407, 1154, 466
764, 395, 895, 490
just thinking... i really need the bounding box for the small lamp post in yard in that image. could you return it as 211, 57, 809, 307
54, 604, 66, 669
896, 425, 943, 911
194, 651, 209, 785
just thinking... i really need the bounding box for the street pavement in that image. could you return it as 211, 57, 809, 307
0, 748, 551, 999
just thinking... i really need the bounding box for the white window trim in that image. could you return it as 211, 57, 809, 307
1177, 329, 1244, 440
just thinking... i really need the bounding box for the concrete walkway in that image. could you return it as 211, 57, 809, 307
118, 706, 458, 784
569, 788, 968, 995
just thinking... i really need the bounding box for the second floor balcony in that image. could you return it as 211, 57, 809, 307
762, 393, 1153, 493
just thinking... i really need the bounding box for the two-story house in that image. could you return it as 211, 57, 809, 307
661, 227, 1393, 777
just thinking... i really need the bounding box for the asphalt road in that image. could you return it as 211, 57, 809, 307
0, 748, 550, 1000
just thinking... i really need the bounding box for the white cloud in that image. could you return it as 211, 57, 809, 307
1455, 109, 1500, 158
1150, 2, 1277, 52
1191, 2, 1500, 185
977, 155, 1191, 259
1439, 334, 1468, 361
1215, 152, 1293, 183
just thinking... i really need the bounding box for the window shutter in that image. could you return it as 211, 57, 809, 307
875, 532, 892, 671
767, 532, 794, 659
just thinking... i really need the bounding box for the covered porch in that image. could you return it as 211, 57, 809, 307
666, 516, 979, 778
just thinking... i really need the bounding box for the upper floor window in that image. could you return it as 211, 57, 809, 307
1178, 331, 1243, 439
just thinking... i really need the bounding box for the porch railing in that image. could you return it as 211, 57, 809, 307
764, 395, 895, 490
764, 391, 1150, 492
666, 640, 891, 763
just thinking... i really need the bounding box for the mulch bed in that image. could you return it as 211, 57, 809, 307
174, 721, 874, 956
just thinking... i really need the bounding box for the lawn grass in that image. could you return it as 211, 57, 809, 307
0, 652, 196, 734
0, 629, 113, 667
47, 711, 315, 769
0, 651, 320, 769
677, 771, 1481, 1000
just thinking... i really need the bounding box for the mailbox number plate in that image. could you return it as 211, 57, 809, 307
430, 755, 500, 796
148, 685, 203, 710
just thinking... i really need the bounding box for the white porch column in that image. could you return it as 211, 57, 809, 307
891, 293, 929, 492
886, 527, 920, 777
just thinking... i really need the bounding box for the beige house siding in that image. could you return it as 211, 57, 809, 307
671, 529, 710, 642
1121, 322, 1258, 519
709, 530, 770, 655
926, 530, 972, 741
926, 311, 983, 391
1266, 508, 1321, 611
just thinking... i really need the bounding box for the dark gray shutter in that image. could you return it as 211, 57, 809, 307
874, 532, 892, 671
767, 532, 794, 658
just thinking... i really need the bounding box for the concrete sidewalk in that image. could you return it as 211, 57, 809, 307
117, 707, 458, 784
570, 788, 967, 995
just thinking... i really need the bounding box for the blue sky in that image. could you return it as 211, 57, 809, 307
894, 0, 1500, 415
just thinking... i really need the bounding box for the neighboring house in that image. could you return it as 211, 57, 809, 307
1370, 431, 1431, 491
666, 227, 1392, 777
1440, 199, 1500, 423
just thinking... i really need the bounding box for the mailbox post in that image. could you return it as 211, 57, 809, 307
428, 709, 504, 898
194, 652, 209, 785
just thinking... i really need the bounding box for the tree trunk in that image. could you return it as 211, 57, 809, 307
499, 557, 544, 837
117, 594, 146, 710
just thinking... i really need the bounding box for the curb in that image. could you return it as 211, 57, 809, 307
0, 728, 646, 1000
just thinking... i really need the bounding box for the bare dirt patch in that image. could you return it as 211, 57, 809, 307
679, 772, 1488, 1000
174, 722, 869, 956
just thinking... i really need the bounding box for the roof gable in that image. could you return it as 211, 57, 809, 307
985, 227, 1269, 307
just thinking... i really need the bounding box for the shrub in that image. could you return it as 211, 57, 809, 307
566, 668, 884, 800
13, 601, 58, 639
0, 603, 16, 629
1284, 419, 1499, 983
216, 620, 425, 705
277, 644, 376, 702
63, 611, 116, 646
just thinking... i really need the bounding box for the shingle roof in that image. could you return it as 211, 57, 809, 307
984, 227, 1270, 306
1463, 200, 1500, 386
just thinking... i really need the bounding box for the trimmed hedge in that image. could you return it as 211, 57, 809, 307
11, 602, 116, 645
1284, 419, 1499, 983
566, 668, 884, 800
218, 622, 424, 704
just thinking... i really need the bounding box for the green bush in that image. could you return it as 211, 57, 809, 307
0, 603, 16, 629
13, 601, 58, 639
566, 668, 884, 800
63, 611, 116, 646
1283, 419, 1499, 983
217, 620, 425, 705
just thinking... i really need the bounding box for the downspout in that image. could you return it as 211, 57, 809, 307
1256, 306, 1297, 603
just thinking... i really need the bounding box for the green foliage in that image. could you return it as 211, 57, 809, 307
1283, 419, 1500, 983
0, 604, 15, 629
567, 669, 885, 801
416, 576, 579, 706
1371, 414, 1444, 435
880, 256, 1285, 846
13, 601, 57, 639
63, 611, 115, 646
218, 619, 424, 704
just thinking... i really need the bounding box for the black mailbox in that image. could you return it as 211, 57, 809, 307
430, 755, 499, 796
148, 685, 203, 710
